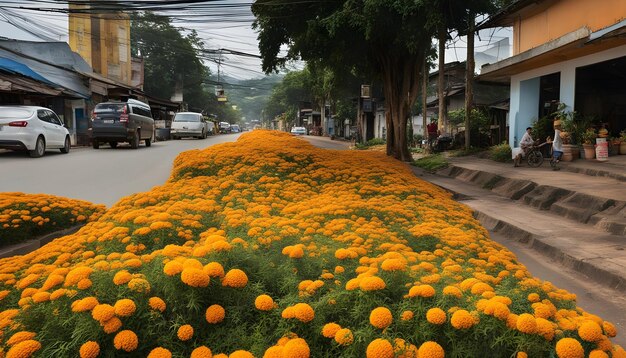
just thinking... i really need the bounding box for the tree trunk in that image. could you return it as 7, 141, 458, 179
438, 26, 446, 134
465, 12, 475, 150
381, 54, 423, 162
422, 60, 428, 139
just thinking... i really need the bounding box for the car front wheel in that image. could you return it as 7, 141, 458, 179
130, 131, 140, 149
60, 136, 70, 153
29, 136, 45, 158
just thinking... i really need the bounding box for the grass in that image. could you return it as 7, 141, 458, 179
412, 153, 449, 172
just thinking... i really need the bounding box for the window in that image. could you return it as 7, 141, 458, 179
37, 110, 51, 123
47, 111, 62, 126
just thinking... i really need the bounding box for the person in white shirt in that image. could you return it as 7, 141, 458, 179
548, 123, 564, 170
514, 127, 535, 167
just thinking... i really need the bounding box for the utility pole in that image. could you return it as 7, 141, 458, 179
465, 12, 475, 151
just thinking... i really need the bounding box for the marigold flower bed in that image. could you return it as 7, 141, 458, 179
0, 193, 106, 248
0, 130, 622, 357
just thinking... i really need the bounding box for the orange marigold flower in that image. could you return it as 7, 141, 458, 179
113, 270, 132, 285
254, 294, 274, 311
79, 341, 100, 358
102, 317, 123, 334
426, 308, 447, 325
334, 328, 354, 346
516, 313, 537, 334
393, 338, 418, 358
321, 323, 341, 338
589, 350, 609, 358
114, 299, 136, 317
113, 330, 138, 352
578, 320, 603, 342
555, 337, 584, 358
204, 262, 225, 278
381, 258, 406, 272
528, 293, 540, 302
181, 268, 210, 288
221, 269, 248, 288
229, 350, 254, 358
293, 303, 315, 323
369, 307, 393, 329
418, 341, 445, 358
401, 310, 414, 321
283, 338, 310, 358
206, 304, 226, 324
163, 261, 184, 276
536, 317, 555, 341
408, 284, 435, 298
366, 338, 394, 358
264, 346, 284, 358
191, 346, 212, 358
128, 278, 150, 293
92, 304, 115, 322
450, 310, 477, 329
177, 324, 194, 341
6, 331, 36, 346
148, 297, 166, 312
442, 286, 462, 298
282, 306, 295, 319
517, 353, 528, 358
147, 347, 172, 358
359, 276, 386, 291
6, 340, 41, 358
602, 321, 617, 337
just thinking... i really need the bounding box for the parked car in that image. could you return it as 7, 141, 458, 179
0, 106, 71, 157
290, 126, 307, 136
230, 124, 241, 133
219, 122, 231, 134
171, 112, 213, 139
90, 99, 154, 149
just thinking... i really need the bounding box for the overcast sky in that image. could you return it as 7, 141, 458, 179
0, 1, 512, 80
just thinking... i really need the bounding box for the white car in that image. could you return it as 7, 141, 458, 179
0, 106, 70, 157
170, 112, 213, 139
290, 126, 307, 135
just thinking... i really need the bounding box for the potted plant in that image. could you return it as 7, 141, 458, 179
620, 130, 626, 155
609, 136, 620, 156
582, 128, 597, 160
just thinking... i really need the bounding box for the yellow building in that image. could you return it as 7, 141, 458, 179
68, 3, 132, 86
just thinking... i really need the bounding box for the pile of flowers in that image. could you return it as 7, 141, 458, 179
0, 130, 622, 357
0, 193, 106, 247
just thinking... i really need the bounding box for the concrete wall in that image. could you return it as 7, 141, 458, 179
513, 0, 626, 54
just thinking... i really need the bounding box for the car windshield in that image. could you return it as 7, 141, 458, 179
174, 113, 201, 122
231, 125, 240, 129
94, 103, 126, 114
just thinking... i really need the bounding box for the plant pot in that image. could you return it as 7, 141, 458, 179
610, 142, 620, 156
620, 142, 626, 155
561, 144, 578, 162
583, 143, 595, 160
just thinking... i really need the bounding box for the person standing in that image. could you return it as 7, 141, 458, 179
549, 123, 564, 170
427, 119, 438, 150
514, 127, 535, 167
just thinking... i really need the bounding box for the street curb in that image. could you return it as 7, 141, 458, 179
473, 210, 626, 294
0, 225, 84, 259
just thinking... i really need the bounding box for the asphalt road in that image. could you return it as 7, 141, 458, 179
0, 133, 241, 207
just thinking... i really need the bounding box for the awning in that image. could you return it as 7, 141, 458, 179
0, 57, 57, 87
0, 72, 62, 96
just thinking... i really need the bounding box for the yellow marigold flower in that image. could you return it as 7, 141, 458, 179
113, 270, 132, 285
381, 258, 406, 272
470, 282, 493, 295
206, 304, 225, 324
578, 320, 603, 342
555, 337, 584, 358
442, 286, 462, 298
92, 304, 115, 322
589, 350, 609, 358
369, 307, 393, 329
77, 278, 92, 290
401, 310, 414, 321
535, 317, 555, 341
64, 267, 93, 287
345, 278, 361, 291
366, 338, 394, 358
229, 350, 254, 358
321, 323, 341, 338
418, 341, 445, 358
393, 338, 418, 358
147, 347, 172, 358
6, 331, 36, 346
72, 296, 99, 312
602, 321, 617, 337
31, 291, 50, 303
114, 299, 136, 317
191, 346, 212, 358
426, 308, 447, 325
254, 294, 274, 311
177, 324, 194, 341
102, 317, 122, 334
148, 297, 166, 312
516, 313, 537, 334
334, 328, 354, 346
528, 293, 540, 302
283, 338, 310, 358
181, 268, 210, 288
450, 310, 477, 329
79, 341, 100, 358
128, 278, 150, 293
113, 330, 138, 352
293, 303, 315, 323
6, 340, 41, 358
221, 269, 248, 288
163, 261, 184, 276
408, 284, 435, 298
204, 262, 225, 278
334, 266, 345, 274
359, 276, 386, 291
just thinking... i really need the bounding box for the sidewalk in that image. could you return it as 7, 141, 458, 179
410, 156, 626, 293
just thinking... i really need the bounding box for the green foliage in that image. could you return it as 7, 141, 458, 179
412, 154, 449, 172
582, 128, 597, 144
355, 138, 386, 149
489, 143, 512, 162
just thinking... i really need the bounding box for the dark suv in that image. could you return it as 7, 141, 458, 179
90, 99, 154, 149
